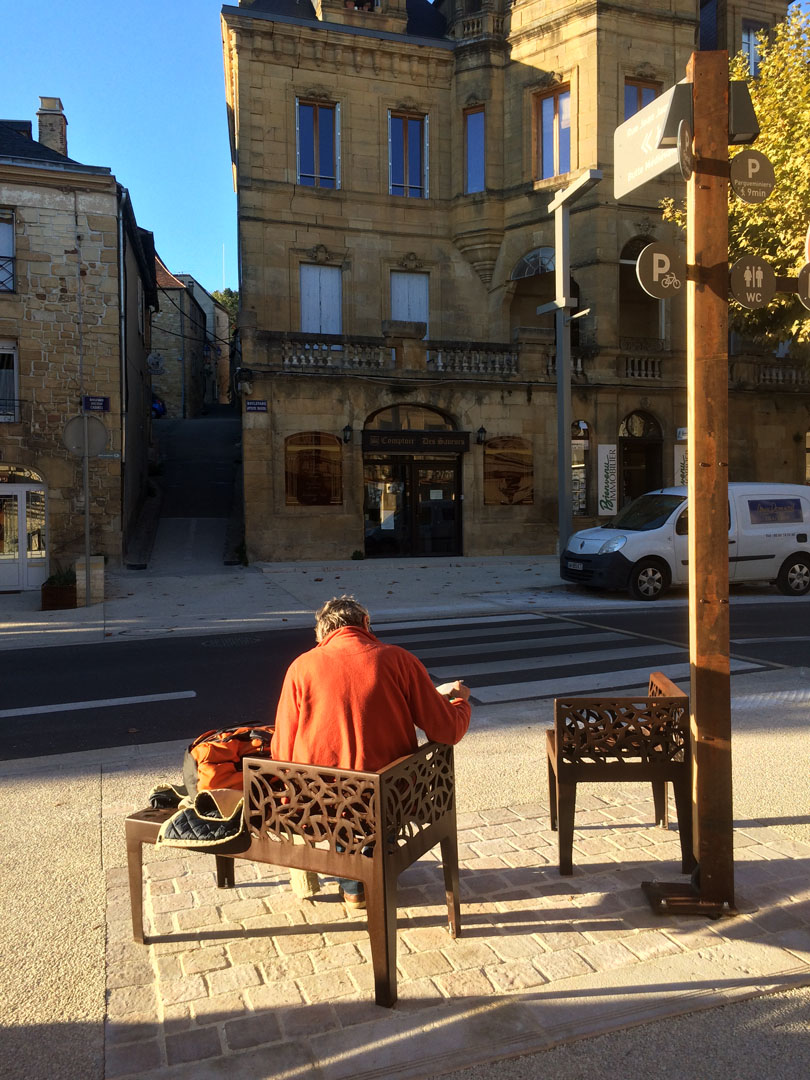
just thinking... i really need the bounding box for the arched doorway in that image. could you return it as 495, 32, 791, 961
0, 464, 48, 591
362, 404, 462, 557
618, 411, 663, 505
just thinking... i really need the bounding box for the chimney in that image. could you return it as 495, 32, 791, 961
37, 97, 68, 156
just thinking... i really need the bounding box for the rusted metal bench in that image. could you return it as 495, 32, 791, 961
546, 671, 695, 876
126, 741, 460, 1008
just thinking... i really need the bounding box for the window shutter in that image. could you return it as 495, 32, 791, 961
295, 98, 301, 182
424, 115, 429, 198
387, 110, 393, 195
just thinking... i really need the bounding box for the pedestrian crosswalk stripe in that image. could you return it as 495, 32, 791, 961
473, 659, 762, 704
428, 642, 684, 680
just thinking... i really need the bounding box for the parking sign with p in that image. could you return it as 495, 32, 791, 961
636, 243, 686, 299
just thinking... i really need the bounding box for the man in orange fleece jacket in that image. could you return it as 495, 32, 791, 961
272, 595, 471, 906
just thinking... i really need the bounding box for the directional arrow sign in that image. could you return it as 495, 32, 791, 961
614, 84, 687, 199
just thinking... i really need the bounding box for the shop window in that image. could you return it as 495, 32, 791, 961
619, 238, 662, 342
285, 432, 343, 506
464, 107, 485, 194
742, 21, 768, 78
624, 79, 659, 120
572, 420, 590, 515
296, 101, 340, 189
389, 112, 428, 198
0, 210, 14, 291
534, 86, 570, 180
0, 341, 19, 422
483, 436, 534, 505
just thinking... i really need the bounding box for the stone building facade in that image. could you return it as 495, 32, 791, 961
221, 0, 805, 563
176, 275, 233, 405
150, 259, 207, 419
0, 98, 157, 589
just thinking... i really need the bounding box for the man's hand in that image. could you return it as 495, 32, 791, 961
435, 680, 471, 702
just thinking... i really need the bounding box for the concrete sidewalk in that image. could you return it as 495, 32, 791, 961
2, 558, 809, 1079
2, 665, 809, 1080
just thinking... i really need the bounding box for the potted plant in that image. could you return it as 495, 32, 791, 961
41, 564, 77, 611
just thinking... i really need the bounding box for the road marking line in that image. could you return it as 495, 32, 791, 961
0, 690, 197, 719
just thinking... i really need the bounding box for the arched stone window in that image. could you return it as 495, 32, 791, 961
619, 238, 662, 342
509, 248, 580, 345
483, 436, 533, 505
285, 432, 343, 506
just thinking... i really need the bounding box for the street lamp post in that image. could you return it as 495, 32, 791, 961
537, 169, 602, 552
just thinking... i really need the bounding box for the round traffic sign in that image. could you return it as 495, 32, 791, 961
62, 415, 108, 458
730, 150, 775, 204
636, 243, 686, 300
797, 263, 810, 312
729, 256, 776, 309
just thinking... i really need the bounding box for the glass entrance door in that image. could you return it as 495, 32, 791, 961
0, 485, 48, 590
363, 458, 461, 557
414, 464, 460, 555
0, 493, 20, 589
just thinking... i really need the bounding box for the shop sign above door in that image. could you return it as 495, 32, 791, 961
362, 431, 470, 454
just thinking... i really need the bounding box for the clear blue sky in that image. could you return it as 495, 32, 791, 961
7, 2, 237, 293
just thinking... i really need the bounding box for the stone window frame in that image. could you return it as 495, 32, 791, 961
532, 84, 571, 181
623, 78, 660, 121
741, 19, 769, 78
483, 435, 534, 506
463, 106, 485, 195
388, 110, 429, 199
0, 208, 14, 292
295, 99, 341, 190
284, 431, 344, 507
0, 340, 19, 423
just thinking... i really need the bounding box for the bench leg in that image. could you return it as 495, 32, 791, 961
557, 781, 576, 876
440, 833, 461, 940
215, 855, 236, 889
366, 871, 398, 1008
126, 825, 146, 944
672, 773, 697, 874
652, 780, 669, 829
547, 755, 558, 832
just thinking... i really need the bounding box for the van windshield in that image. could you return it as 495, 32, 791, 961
609, 493, 686, 531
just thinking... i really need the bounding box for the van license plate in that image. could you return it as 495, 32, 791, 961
567, 560, 583, 571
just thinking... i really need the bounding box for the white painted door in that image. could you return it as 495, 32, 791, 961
390, 271, 429, 337
0, 486, 48, 590
300, 265, 342, 334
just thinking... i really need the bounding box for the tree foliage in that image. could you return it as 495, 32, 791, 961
211, 287, 239, 333
662, 8, 810, 346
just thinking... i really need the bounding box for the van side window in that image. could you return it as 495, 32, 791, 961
747, 498, 803, 525
675, 509, 688, 535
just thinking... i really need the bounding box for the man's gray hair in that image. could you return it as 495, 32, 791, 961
314, 595, 369, 640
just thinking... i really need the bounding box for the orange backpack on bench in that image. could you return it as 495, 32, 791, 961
182, 726, 275, 794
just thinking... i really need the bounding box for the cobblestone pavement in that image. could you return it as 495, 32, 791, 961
106, 793, 810, 1080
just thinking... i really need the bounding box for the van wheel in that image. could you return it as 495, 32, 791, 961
629, 559, 671, 601
776, 555, 810, 596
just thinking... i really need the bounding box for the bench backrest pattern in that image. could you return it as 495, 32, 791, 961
380, 742, 456, 852
245, 762, 380, 854
554, 697, 689, 764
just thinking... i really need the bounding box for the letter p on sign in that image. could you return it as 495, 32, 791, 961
653, 253, 671, 280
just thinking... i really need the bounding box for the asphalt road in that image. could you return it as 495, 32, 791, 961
556, 598, 810, 668
0, 627, 313, 760
1, 599, 805, 760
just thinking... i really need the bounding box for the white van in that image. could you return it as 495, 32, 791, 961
560, 483, 810, 600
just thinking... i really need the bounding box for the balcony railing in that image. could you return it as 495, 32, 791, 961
281, 338, 389, 371
426, 342, 518, 375
757, 364, 810, 387
0, 256, 14, 292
